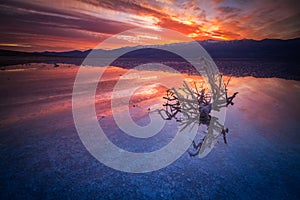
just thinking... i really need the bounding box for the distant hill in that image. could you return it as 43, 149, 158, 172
36, 50, 91, 58
31, 38, 300, 60
1, 38, 298, 60
0, 38, 299, 80
199, 38, 300, 60
0, 49, 85, 66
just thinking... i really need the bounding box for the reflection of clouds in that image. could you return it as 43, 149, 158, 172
134, 85, 159, 96
226, 76, 300, 129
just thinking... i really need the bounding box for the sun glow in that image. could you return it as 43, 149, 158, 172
211, 35, 229, 40
171, 16, 194, 25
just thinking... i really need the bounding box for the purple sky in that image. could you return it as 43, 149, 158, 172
0, 0, 299, 51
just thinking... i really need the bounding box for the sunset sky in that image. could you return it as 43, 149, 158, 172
0, 0, 299, 52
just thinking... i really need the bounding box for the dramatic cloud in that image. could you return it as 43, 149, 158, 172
0, 0, 299, 51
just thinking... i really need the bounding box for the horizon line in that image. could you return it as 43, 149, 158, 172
0, 37, 299, 54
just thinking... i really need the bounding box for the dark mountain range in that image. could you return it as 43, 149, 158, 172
200, 38, 300, 59
31, 38, 300, 60
1, 38, 299, 60
37, 50, 91, 58
0, 38, 299, 79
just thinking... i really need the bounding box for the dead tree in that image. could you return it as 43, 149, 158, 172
158, 75, 238, 157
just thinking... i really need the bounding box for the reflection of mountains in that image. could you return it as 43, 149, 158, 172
1, 38, 299, 80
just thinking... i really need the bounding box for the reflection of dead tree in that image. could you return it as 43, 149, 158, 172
188, 138, 204, 157
188, 116, 227, 157
158, 58, 238, 158
222, 128, 229, 144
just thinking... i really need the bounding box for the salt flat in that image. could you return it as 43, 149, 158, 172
0, 63, 299, 199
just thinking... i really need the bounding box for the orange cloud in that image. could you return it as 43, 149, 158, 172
0, 0, 299, 51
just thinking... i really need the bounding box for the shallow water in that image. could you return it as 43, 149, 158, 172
0, 64, 299, 199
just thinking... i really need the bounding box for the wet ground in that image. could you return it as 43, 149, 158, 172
0, 64, 299, 199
